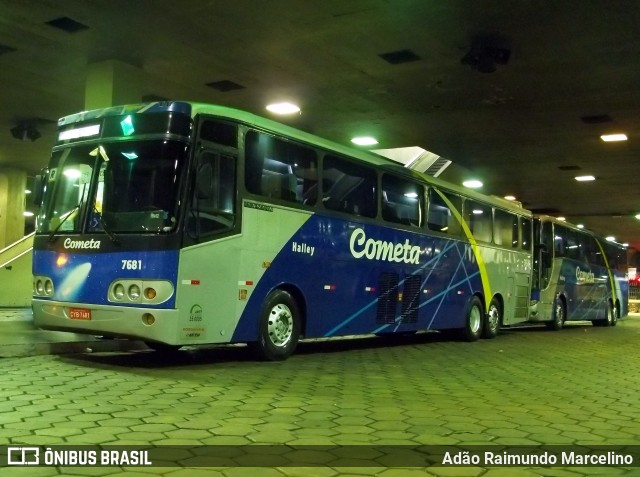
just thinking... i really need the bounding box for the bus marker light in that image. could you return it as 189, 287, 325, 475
324, 285, 336, 291
365, 287, 376, 292
238, 280, 254, 286
144, 288, 157, 300
181, 279, 200, 285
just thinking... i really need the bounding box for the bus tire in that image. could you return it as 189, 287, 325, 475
483, 297, 501, 339
594, 301, 615, 327
611, 302, 619, 326
546, 297, 565, 330
254, 289, 300, 361
460, 296, 483, 342
145, 342, 182, 353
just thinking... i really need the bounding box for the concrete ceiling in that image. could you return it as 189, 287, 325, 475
2, 0, 640, 254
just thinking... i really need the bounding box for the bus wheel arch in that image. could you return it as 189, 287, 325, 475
483, 295, 503, 339
253, 286, 303, 361
459, 294, 484, 342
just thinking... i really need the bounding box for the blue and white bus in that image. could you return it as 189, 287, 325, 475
529, 216, 629, 329
32, 101, 533, 360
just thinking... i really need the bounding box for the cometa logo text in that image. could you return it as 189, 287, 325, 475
349, 227, 421, 264
63, 238, 101, 250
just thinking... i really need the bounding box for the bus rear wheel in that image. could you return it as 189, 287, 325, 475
483, 297, 501, 339
593, 301, 615, 327
460, 296, 483, 342
254, 289, 301, 361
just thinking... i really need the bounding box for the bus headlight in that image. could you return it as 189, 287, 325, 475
33, 276, 54, 297
128, 284, 141, 300
114, 283, 125, 300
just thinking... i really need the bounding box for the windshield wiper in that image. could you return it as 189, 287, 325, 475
48, 204, 82, 242
93, 206, 120, 245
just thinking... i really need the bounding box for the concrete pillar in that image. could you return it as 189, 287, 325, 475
0, 168, 26, 248
85, 59, 143, 109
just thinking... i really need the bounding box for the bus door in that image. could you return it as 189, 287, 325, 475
532, 218, 554, 320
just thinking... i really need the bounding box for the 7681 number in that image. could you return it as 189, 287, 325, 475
121, 259, 143, 270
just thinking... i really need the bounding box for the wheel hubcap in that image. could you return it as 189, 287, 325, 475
267, 304, 293, 347
470, 306, 481, 333
488, 305, 499, 331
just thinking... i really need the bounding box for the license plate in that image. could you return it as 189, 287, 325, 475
69, 308, 91, 320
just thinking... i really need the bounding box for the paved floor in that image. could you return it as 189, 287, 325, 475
0, 309, 639, 476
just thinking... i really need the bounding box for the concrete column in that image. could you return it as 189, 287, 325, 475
85, 59, 143, 109
0, 168, 26, 248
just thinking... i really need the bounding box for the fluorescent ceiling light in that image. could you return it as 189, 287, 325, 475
577, 224, 584, 229
23, 211, 34, 217
557, 217, 566, 221
266, 102, 300, 115
575, 175, 595, 181
351, 136, 378, 146
600, 133, 627, 142
606, 236, 616, 242
462, 180, 483, 189
504, 195, 516, 201
636, 213, 640, 220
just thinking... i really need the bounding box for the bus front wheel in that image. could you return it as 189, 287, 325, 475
546, 297, 565, 330
460, 296, 483, 342
254, 289, 301, 361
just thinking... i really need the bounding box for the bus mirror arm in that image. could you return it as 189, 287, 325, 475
32, 170, 46, 206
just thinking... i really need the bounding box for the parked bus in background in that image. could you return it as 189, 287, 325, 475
529, 215, 629, 329
32, 101, 534, 360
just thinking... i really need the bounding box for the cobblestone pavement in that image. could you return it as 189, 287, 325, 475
0, 315, 639, 477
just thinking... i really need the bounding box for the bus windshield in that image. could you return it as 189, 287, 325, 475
37, 140, 189, 234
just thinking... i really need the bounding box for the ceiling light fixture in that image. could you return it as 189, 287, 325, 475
504, 195, 516, 201
606, 236, 616, 242
462, 179, 483, 189
266, 102, 300, 115
557, 217, 566, 221
600, 133, 627, 142
575, 175, 595, 181
351, 136, 378, 146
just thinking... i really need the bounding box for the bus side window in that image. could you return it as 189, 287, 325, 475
245, 130, 317, 206
426, 188, 461, 235
322, 155, 377, 218
463, 199, 492, 243
381, 174, 423, 227
494, 209, 518, 248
